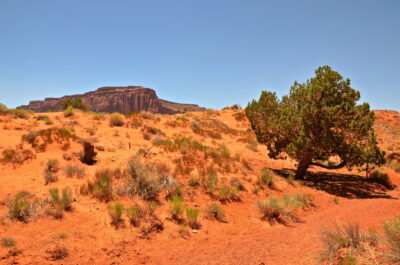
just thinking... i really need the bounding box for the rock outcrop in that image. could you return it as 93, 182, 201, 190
19, 86, 204, 114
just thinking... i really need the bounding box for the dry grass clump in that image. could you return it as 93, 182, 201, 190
80, 169, 113, 202
6, 192, 36, 222
63, 106, 74, 117
126, 204, 145, 227
92, 112, 105, 121
218, 186, 240, 203
257, 194, 305, 224
47, 188, 73, 219
1, 237, 16, 248
21, 127, 77, 152
109, 113, 125, 127
188, 177, 200, 187
44, 172, 58, 185
43, 159, 60, 185
186, 208, 200, 229
382, 216, 400, 262
142, 125, 166, 136
201, 166, 219, 194
64, 164, 85, 178
107, 202, 124, 227
206, 203, 226, 222
46, 244, 69, 261
319, 222, 379, 264
0, 148, 35, 165
230, 177, 246, 191
11, 109, 31, 119
256, 169, 275, 189
366, 170, 394, 189
169, 195, 185, 222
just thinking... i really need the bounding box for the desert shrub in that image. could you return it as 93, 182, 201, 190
338, 256, 357, 265
169, 195, 184, 222
0, 149, 35, 165
82, 169, 113, 202
234, 111, 246, 121
218, 186, 240, 203
257, 169, 274, 189
162, 178, 182, 200
46, 245, 69, 260
366, 170, 394, 189
1, 237, 16, 248
206, 203, 225, 222
45, 159, 60, 173
11, 109, 30, 119
142, 125, 166, 136
382, 216, 400, 262
109, 113, 125, 127
63, 106, 74, 117
294, 193, 315, 208
186, 208, 200, 229
22, 128, 77, 152
93, 112, 105, 120
36, 115, 49, 120
125, 157, 162, 200
44, 172, 58, 185
61, 97, 87, 110
201, 167, 219, 194
0, 103, 8, 114
188, 177, 200, 187
47, 188, 73, 219
107, 202, 124, 227
64, 164, 85, 178
126, 205, 144, 227
257, 196, 284, 224
6, 192, 35, 222
45, 118, 54, 125
246, 141, 258, 152
230, 178, 246, 191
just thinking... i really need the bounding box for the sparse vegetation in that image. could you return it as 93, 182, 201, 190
218, 186, 240, 203
186, 208, 200, 229
382, 216, 400, 262
257, 169, 274, 189
47, 188, 73, 219
169, 195, 184, 222
1, 237, 16, 248
126, 204, 144, 227
63, 106, 74, 117
0, 149, 35, 165
107, 202, 124, 227
257, 194, 304, 224
109, 113, 125, 127
64, 164, 85, 178
207, 203, 225, 222
61, 97, 87, 111
6, 192, 35, 222
366, 169, 394, 189
81, 169, 113, 202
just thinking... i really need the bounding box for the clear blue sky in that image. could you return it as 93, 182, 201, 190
0, 0, 399, 110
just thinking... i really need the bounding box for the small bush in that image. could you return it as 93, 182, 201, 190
206, 203, 225, 222
82, 169, 113, 202
0, 103, 8, 114
93, 112, 105, 120
46, 244, 69, 261
61, 97, 87, 111
45, 118, 54, 125
366, 170, 394, 189
6, 192, 35, 222
63, 106, 74, 117
45, 159, 60, 174
201, 167, 218, 194
257, 196, 284, 224
230, 178, 246, 191
188, 177, 200, 187
11, 109, 30, 119
1, 237, 16, 248
257, 169, 274, 189
126, 205, 144, 227
382, 216, 400, 262
218, 186, 240, 203
186, 208, 200, 229
126, 157, 162, 200
169, 195, 184, 222
109, 113, 125, 127
44, 172, 58, 185
64, 165, 85, 178
0, 149, 35, 165
48, 188, 73, 219
107, 203, 124, 227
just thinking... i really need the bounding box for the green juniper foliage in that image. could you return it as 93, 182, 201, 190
246, 66, 385, 179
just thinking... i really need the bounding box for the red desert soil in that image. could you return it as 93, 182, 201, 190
0, 109, 399, 264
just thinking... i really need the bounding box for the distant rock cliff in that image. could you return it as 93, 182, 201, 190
19, 86, 205, 114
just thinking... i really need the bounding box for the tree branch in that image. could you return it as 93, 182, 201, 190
310, 160, 347, 170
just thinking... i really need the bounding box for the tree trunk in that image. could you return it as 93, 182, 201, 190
295, 158, 311, 180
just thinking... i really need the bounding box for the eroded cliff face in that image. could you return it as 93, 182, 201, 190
19, 86, 204, 114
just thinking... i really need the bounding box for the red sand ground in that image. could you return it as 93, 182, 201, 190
0, 109, 399, 264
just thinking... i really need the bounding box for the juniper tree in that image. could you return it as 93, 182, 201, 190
246, 66, 385, 179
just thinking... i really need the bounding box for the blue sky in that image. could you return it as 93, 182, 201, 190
0, 0, 399, 110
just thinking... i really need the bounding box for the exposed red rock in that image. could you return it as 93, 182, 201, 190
19, 86, 204, 114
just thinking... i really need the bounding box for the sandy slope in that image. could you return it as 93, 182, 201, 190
0, 109, 399, 265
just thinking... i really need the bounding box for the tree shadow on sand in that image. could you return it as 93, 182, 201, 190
270, 168, 397, 199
